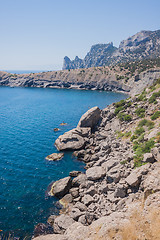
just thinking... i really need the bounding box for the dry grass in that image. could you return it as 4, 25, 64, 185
105, 207, 160, 240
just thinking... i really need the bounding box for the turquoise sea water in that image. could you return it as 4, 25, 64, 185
0, 87, 127, 238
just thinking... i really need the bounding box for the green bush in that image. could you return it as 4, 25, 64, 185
149, 91, 160, 104
134, 127, 145, 136
151, 111, 160, 120
135, 107, 145, 118
118, 113, 132, 122
115, 99, 125, 108
138, 119, 154, 129
131, 134, 137, 141
114, 106, 124, 115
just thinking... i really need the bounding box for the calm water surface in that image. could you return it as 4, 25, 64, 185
0, 87, 127, 238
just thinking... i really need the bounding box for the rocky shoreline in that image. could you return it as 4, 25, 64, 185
33, 79, 160, 239
1, 65, 160, 96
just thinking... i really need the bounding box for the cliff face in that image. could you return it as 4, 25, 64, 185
63, 30, 160, 69
1, 59, 160, 96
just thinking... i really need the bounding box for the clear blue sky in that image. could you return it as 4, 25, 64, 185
0, 0, 160, 71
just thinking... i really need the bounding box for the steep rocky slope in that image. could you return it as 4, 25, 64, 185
1, 59, 160, 96
33, 80, 160, 239
63, 29, 160, 69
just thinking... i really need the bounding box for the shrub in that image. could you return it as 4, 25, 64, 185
149, 90, 160, 104
138, 119, 148, 127
115, 99, 125, 108
135, 107, 145, 118
131, 134, 137, 141
134, 127, 145, 136
138, 119, 154, 129
118, 113, 132, 122
151, 111, 160, 120
114, 106, 124, 115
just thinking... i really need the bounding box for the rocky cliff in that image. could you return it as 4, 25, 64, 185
1, 58, 160, 96
33, 79, 160, 240
63, 29, 160, 69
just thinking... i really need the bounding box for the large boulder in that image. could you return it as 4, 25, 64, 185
55, 127, 91, 151
77, 106, 101, 129
49, 177, 72, 198
53, 214, 75, 234
86, 166, 106, 180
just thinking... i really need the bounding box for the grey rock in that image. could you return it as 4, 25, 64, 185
49, 177, 72, 198
72, 174, 87, 187
53, 214, 75, 234
69, 171, 82, 177
86, 166, 106, 180
77, 106, 101, 129
55, 127, 91, 151
114, 186, 126, 198
69, 208, 84, 221
74, 202, 87, 212
81, 194, 94, 206
45, 152, 64, 161
143, 153, 155, 163
69, 187, 79, 198
125, 172, 140, 187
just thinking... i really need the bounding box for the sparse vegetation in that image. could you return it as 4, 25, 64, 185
151, 111, 160, 120
149, 90, 160, 104
135, 107, 145, 118
118, 113, 132, 122
138, 119, 155, 129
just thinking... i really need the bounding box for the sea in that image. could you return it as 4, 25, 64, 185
0, 84, 127, 238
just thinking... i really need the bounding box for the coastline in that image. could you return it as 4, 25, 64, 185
33, 79, 160, 239
1, 66, 160, 96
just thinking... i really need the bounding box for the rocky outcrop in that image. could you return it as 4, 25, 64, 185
55, 107, 101, 151
34, 82, 160, 239
63, 29, 160, 69
55, 127, 91, 151
77, 106, 101, 129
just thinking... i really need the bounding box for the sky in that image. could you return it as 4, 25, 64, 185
0, 0, 160, 71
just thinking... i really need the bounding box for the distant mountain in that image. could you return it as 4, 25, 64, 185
63, 30, 160, 70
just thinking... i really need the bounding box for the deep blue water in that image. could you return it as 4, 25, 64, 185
0, 87, 127, 238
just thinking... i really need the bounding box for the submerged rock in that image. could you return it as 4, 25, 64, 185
45, 153, 64, 161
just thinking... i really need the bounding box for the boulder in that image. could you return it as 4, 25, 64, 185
151, 147, 160, 161
55, 127, 91, 151
142, 153, 155, 163
59, 194, 73, 208
72, 174, 87, 187
77, 106, 101, 129
53, 214, 75, 234
49, 177, 72, 198
81, 194, 94, 206
142, 164, 160, 199
33, 223, 53, 238
69, 207, 84, 221
45, 153, 64, 161
69, 187, 79, 198
125, 172, 140, 187
86, 166, 106, 180
69, 171, 82, 177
